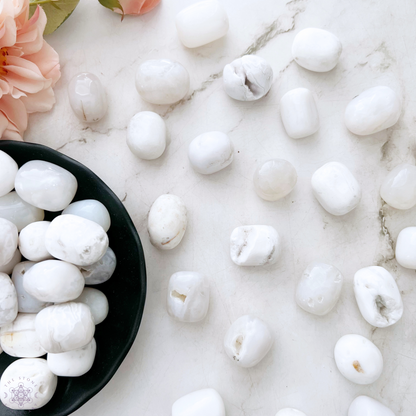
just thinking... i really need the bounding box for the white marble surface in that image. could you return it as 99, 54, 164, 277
24, 0, 416, 414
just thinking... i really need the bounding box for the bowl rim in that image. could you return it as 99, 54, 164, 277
0, 140, 147, 416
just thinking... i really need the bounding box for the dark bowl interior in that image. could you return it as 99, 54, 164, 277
0, 141, 146, 416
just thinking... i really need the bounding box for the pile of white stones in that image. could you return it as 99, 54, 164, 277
0, 150, 116, 410
65, 1, 409, 415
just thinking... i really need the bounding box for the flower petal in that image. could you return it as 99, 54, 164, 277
0, 94, 27, 138
20, 86, 55, 113
0, 16, 17, 48
16, 5, 46, 55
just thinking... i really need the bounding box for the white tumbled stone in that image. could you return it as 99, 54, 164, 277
148, 194, 187, 250
0, 218, 18, 267
230, 225, 281, 267
47, 338, 96, 377
292, 28, 342, 72
45, 214, 109, 266
395, 227, 416, 269
19, 221, 51, 262
0, 248, 21, 275
296, 262, 343, 316
224, 315, 273, 368
63, 199, 111, 232
35, 302, 95, 353
135, 59, 189, 105
167, 271, 209, 323
80, 247, 117, 285
348, 395, 395, 416
12, 262, 52, 313
276, 409, 307, 416
345, 86, 401, 136
334, 334, 383, 385
188, 131, 234, 174
380, 163, 416, 210
354, 266, 403, 328
0, 272, 18, 326
0, 313, 45, 358
127, 111, 167, 160
223, 55, 273, 101
172, 388, 226, 416
73, 288, 109, 324
280, 88, 319, 139
24, 260, 85, 303
0, 191, 44, 231
0, 358, 57, 410
175, 0, 229, 48
68, 72, 107, 122
311, 162, 361, 216
253, 159, 297, 201
0, 150, 18, 197
15, 160, 78, 212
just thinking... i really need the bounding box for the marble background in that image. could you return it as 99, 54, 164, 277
25, 0, 416, 414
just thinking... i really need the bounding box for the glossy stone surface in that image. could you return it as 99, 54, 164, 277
0, 272, 18, 326
253, 159, 297, 201
19, 221, 51, 262
45, 214, 109, 266
354, 266, 403, 328
348, 396, 395, 416
311, 162, 361, 216
15, 160, 78, 212
0, 191, 44, 231
0, 150, 18, 197
167, 271, 209, 323
0, 218, 18, 267
175, 0, 229, 48
292, 28, 342, 72
395, 227, 416, 269
345, 86, 401, 135
188, 131, 234, 174
280, 88, 320, 139
148, 194, 187, 250
0, 248, 21, 275
47, 338, 97, 377
0, 358, 57, 410
135, 59, 190, 105
12, 262, 52, 313
24, 260, 85, 303
172, 388, 226, 416
224, 315, 273, 368
296, 262, 343, 316
275, 410, 307, 416
230, 225, 281, 266
380, 163, 416, 210
80, 247, 117, 285
68, 73, 107, 122
35, 302, 95, 353
63, 199, 111, 232
0, 313, 45, 358
73, 288, 109, 325
223, 55, 273, 101
127, 111, 167, 160
334, 334, 383, 385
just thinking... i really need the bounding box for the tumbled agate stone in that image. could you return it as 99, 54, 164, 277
63, 199, 111, 232
0, 151, 18, 197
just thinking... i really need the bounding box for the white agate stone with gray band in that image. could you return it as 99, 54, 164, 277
0, 358, 57, 410
224, 315, 273, 368
0, 313, 45, 358
73, 288, 109, 325
68, 73, 107, 122
63, 199, 111, 232
0, 191, 44, 231
35, 302, 95, 353
80, 247, 117, 285
0, 150, 18, 197
223, 55, 273, 101
230, 225, 281, 266
47, 338, 97, 377
167, 271, 209, 323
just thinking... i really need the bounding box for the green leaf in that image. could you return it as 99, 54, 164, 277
29, 0, 80, 35
98, 0, 124, 14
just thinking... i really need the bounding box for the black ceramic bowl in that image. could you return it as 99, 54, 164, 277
0, 141, 146, 416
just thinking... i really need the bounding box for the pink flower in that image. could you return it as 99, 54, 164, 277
0, 0, 60, 141
114, 0, 160, 16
